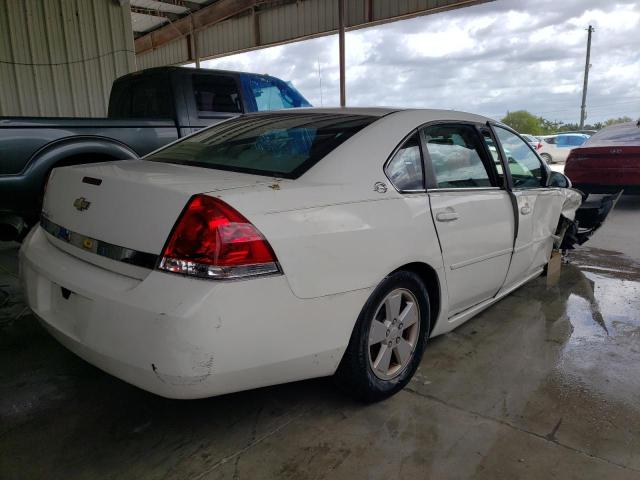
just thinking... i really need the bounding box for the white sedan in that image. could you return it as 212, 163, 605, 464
20, 108, 581, 401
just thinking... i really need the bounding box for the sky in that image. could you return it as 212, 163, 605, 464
198, 0, 640, 125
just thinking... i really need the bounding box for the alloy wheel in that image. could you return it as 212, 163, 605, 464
368, 288, 420, 380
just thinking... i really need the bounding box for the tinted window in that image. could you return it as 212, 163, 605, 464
146, 113, 375, 179
241, 74, 311, 111
108, 75, 174, 118
193, 75, 241, 114
544, 136, 557, 145
494, 126, 545, 188
385, 133, 424, 191
422, 124, 492, 188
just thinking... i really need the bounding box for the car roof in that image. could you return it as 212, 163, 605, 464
261, 107, 495, 123
115, 65, 290, 81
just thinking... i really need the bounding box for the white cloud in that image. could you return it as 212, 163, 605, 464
197, 0, 640, 124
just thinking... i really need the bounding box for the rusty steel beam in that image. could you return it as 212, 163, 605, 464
136, 0, 262, 54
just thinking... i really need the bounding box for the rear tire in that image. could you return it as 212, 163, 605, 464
335, 271, 430, 402
540, 153, 553, 164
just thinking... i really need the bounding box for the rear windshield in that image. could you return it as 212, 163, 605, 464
145, 113, 376, 178
585, 123, 640, 146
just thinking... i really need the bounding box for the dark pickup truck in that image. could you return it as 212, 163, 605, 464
0, 66, 311, 240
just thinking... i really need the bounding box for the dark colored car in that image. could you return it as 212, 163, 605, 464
565, 122, 640, 194
0, 66, 311, 240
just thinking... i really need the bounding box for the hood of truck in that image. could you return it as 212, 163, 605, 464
42, 160, 279, 257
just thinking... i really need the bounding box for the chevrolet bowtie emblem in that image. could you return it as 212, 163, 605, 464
73, 197, 91, 211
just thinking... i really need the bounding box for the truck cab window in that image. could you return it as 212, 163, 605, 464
193, 75, 242, 114
108, 75, 173, 118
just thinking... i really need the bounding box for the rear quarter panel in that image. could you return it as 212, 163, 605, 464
223, 186, 446, 302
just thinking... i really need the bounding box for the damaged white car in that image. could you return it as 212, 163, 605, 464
20, 108, 607, 401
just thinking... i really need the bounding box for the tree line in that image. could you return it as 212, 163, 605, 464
500, 110, 635, 135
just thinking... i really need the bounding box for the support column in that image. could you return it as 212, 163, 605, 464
338, 0, 346, 107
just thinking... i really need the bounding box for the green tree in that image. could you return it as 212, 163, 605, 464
501, 110, 543, 135
604, 116, 633, 127
539, 117, 564, 134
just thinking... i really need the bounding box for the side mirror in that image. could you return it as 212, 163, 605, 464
548, 171, 572, 188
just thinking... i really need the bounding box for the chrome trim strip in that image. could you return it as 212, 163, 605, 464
449, 247, 513, 270
428, 187, 501, 193
40, 216, 158, 269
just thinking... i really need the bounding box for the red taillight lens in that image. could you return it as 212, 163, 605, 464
536, 142, 542, 150
158, 195, 280, 279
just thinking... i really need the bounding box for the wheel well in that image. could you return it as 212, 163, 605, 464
27, 153, 122, 225
51, 152, 121, 170
393, 262, 441, 333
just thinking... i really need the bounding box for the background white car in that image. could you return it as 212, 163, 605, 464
20, 108, 581, 401
521, 134, 542, 151
538, 133, 590, 164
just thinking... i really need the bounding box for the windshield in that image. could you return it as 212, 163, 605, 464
241, 74, 311, 111
146, 113, 376, 179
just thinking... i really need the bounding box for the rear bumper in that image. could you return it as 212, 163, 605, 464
20, 226, 369, 399
566, 166, 640, 193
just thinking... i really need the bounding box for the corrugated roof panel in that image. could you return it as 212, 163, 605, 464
131, 11, 168, 33
136, 38, 188, 70
198, 13, 253, 57
130, 0, 188, 15
0, 0, 21, 115
0, 0, 135, 117
134, 0, 487, 68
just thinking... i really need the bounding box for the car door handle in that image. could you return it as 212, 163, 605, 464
520, 204, 532, 215
436, 211, 459, 222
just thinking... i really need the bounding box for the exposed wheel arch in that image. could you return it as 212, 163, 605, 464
23, 135, 139, 176
18, 138, 139, 225
391, 262, 441, 334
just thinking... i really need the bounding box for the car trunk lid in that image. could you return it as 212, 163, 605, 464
567, 146, 640, 169
41, 160, 279, 276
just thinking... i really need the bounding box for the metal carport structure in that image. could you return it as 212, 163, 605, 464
0, 0, 489, 117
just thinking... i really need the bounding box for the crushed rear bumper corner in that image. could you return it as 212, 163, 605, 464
559, 190, 623, 249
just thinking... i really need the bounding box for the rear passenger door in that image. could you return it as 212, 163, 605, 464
422, 123, 515, 315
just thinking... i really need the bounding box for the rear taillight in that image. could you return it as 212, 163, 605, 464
536, 142, 542, 150
158, 194, 280, 279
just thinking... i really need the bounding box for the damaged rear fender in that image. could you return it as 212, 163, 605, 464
556, 189, 622, 250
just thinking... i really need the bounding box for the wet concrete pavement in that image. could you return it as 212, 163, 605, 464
1, 198, 640, 479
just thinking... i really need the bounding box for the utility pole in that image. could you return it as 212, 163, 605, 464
338, 0, 346, 107
579, 25, 594, 129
